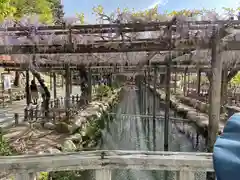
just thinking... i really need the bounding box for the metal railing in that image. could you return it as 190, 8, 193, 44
24, 94, 85, 122
1, 150, 213, 180
108, 113, 192, 122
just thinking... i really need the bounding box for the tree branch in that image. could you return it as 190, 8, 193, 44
227, 68, 239, 82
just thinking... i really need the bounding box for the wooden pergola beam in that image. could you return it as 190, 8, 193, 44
0, 60, 192, 68
0, 41, 188, 54
4, 25, 223, 36
2, 40, 239, 54
5, 26, 162, 36
3, 22, 170, 32
6, 64, 237, 73
3, 20, 240, 33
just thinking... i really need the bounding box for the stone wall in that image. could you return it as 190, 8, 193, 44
225, 105, 240, 118
32, 88, 121, 179
47, 88, 121, 153
176, 95, 209, 114
148, 85, 224, 135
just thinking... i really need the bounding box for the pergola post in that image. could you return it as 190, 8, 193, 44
208, 28, 222, 152
174, 67, 177, 94
197, 68, 201, 95
70, 70, 72, 94
65, 64, 71, 119
53, 72, 57, 100
183, 68, 187, 96
164, 25, 172, 152
207, 26, 223, 180
88, 67, 92, 102
153, 66, 157, 151
25, 70, 31, 106
144, 69, 147, 115
187, 72, 190, 95
50, 72, 53, 90
95, 169, 111, 180
147, 66, 150, 114
164, 60, 171, 151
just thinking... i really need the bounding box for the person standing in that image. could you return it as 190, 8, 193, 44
37, 79, 46, 106
30, 79, 38, 105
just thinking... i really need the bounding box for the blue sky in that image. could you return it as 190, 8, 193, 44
62, 0, 238, 22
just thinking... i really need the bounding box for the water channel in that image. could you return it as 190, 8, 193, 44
98, 87, 206, 180
75, 86, 206, 180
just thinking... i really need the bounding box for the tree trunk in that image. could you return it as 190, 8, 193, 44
13, 71, 20, 87
227, 68, 239, 82
197, 68, 201, 95
159, 74, 165, 84
221, 69, 228, 106
79, 65, 88, 103
207, 68, 239, 106
208, 29, 222, 154
30, 69, 51, 118
183, 69, 187, 96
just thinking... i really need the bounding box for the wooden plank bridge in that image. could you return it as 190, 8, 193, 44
1, 150, 213, 180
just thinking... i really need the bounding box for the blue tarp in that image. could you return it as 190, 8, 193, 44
213, 113, 240, 180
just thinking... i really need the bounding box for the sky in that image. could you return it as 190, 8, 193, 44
62, 0, 239, 22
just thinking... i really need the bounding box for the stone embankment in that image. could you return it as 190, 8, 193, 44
41, 88, 121, 153
172, 92, 240, 120
148, 85, 225, 135
6, 88, 122, 179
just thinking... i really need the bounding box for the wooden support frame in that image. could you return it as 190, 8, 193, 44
96, 169, 112, 180
4, 21, 171, 34
1, 40, 240, 54
53, 73, 57, 99
0, 41, 177, 54
183, 68, 187, 96
88, 68, 92, 102
65, 64, 71, 119
197, 68, 201, 95
208, 28, 223, 152
0, 150, 213, 180
5, 20, 236, 35
164, 24, 172, 151
25, 70, 31, 106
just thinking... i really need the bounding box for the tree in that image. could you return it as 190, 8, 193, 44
2, 0, 55, 88
89, 5, 240, 107
0, 1, 58, 114
0, 0, 16, 21
10, 0, 54, 24
76, 13, 85, 25
47, 0, 65, 24
7, 0, 63, 87
11, 0, 65, 87
229, 72, 240, 97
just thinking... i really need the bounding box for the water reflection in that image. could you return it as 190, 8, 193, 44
98, 89, 205, 180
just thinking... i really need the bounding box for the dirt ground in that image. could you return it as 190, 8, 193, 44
3, 123, 68, 154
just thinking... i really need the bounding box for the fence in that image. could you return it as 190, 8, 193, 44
23, 94, 85, 122
1, 150, 213, 180
0, 88, 25, 106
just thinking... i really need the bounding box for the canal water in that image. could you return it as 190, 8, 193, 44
97, 87, 206, 180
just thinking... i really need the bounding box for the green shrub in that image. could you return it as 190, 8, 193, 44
95, 85, 111, 99
38, 172, 49, 180
0, 128, 13, 156
49, 171, 82, 180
